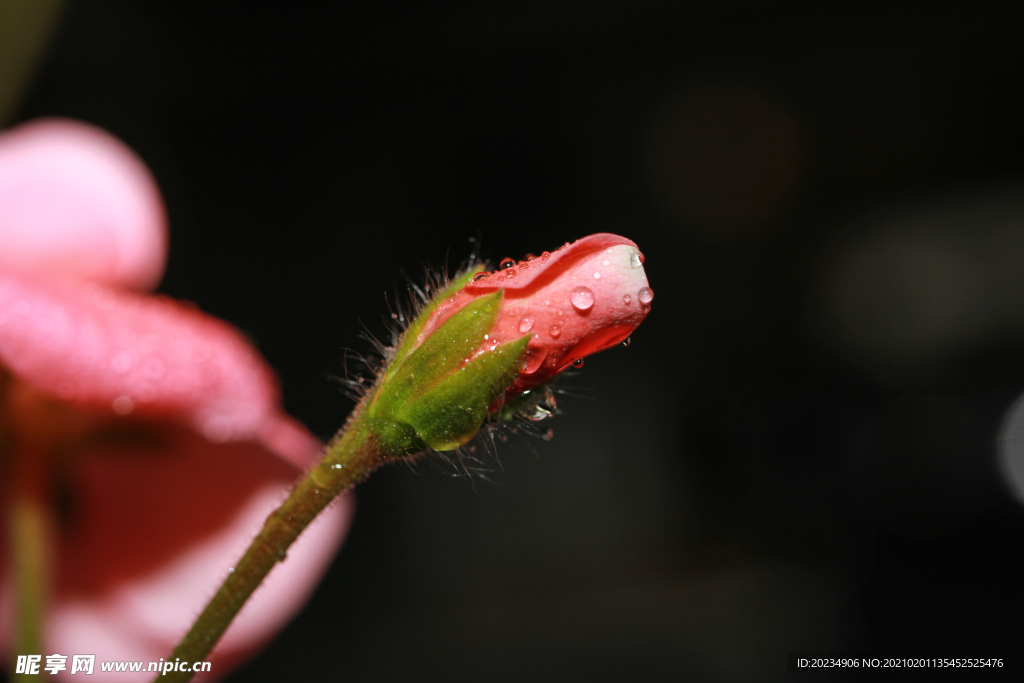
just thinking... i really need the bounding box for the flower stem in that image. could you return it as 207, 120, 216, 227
156, 413, 392, 683
8, 443, 51, 683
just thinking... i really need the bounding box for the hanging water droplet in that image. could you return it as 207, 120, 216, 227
638, 286, 654, 304
549, 325, 561, 338
500, 258, 515, 269
623, 294, 632, 305
519, 317, 534, 333
621, 336, 632, 347
630, 252, 643, 268
570, 286, 595, 311
474, 272, 489, 281
572, 358, 584, 367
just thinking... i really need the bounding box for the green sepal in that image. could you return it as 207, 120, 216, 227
375, 290, 503, 415
366, 417, 426, 459
388, 267, 482, 372
397, 334, 531, 451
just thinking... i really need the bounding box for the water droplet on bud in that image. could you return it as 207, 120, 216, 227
525, 253, 537, 260
638, 287, 654, 304
621, 336, 631, 347
519, 317, 534, 333
500, 258, 515, 269
572, 358, 584, 367
630, 252, 643, 268
593, 271, 602, 279
623, 294, 632, 305
474, 272, 489, 281
549, 325, 561, 338
602, 259, 610, 266
570, 286, 595, 311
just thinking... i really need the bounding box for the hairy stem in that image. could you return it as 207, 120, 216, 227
8, 443, 51, 682
156, 414, 391, 683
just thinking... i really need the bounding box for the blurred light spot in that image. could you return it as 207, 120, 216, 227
647, 84, 801, 238
997, 393, 1024, 506
814, 184, 1024, 383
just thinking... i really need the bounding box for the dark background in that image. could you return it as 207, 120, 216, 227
11, 1, 1024, 680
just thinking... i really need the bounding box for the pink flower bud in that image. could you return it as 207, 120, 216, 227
414, 233, 653, 399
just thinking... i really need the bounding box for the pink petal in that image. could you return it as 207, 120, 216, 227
34, 424, 350, 681
0, 118, 167, 291
0, 270, 315, 467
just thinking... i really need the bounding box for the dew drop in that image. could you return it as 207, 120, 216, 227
112, 395, 135, 415
602, 259, 610, 266
277, 550, 287, 559
474, 272, 489, 281
623, 294, 632, 305
638, 287, 654, 304
549, 325, 561, 338
501, 434, 509, 443
500, 258, 515, 269
505, 268, 518, 278
540, 251, 551, 260
519, 317, 534, 333
621, 336, 632, 347
630, 252, 643, 268
391, 313, 398, 319
227, 567, 235, 574
564, 242, 571, 247
572, 358, 584, 367
525, 253, 537, 261
111, 351, 135, 374
143, 358, 166, 380
544, 428, 554, 440
593, 271, 602, 279
570, 286, 595, 311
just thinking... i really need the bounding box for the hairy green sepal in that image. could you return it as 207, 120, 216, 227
369, 288, 530, 452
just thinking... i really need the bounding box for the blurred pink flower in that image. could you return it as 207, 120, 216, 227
0, 119, 352, 680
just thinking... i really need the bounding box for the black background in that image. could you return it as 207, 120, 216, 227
11, 1, 1024, 681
